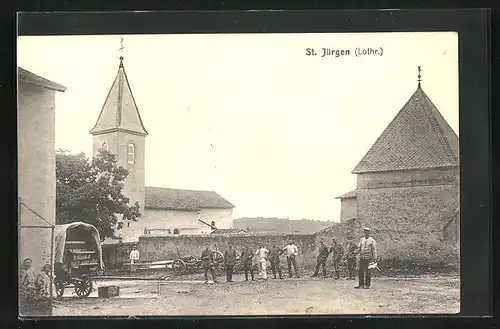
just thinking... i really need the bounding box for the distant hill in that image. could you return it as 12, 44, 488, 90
233, 217, 334, 234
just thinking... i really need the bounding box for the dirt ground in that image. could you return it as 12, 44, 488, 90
51, 273, 460, 316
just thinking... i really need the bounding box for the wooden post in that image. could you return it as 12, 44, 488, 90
50, 226, 54, 299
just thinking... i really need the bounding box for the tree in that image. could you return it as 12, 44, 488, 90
56, 148, 141, 240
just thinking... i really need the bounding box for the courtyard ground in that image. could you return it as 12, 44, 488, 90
51, 273, 460, 316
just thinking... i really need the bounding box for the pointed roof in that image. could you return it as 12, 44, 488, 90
352, 84, 458, 174
90, 57, 148, 136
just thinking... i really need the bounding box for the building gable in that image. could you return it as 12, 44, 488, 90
352, 86, 458, 174
18, 67, 67, 92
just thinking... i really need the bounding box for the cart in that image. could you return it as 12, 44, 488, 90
53, 222, 104, 298
171, 247, 225, 276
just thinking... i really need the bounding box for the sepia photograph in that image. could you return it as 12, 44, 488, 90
17, 31, 460, 316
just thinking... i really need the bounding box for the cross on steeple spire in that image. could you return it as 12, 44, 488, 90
417, 66, 422, 88
119, 37, 125, 67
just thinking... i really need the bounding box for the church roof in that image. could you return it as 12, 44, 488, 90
90, 57, 148, 136
18, 67, 66, 92
352, 84, 459, 174
335, 190, 357, 199
144, 186, 235, 211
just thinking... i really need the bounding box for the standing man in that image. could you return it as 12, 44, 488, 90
35, 264, 51, 300
311, 239, 329, 277
19, 258, 36, 314
330, 237, 344, 279
255, 245, 269, 280
344, 236, 358, 280
355, 227, 377, 289
283, 240, 300, 278
223, 242, 237, 282
269, 244, 283, 279
241, 244, 255, 281
129, 245, 140, 272
201, 243, 219, 284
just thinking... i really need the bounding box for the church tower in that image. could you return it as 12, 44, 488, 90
90, 56, 148, 214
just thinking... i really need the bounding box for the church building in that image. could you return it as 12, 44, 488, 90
334, 67, 460, 251
90, 57, 234, 242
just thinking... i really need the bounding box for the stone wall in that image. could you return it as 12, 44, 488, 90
356, 167, 459, 189
102, 242, 136, 269
103, 233, 317, 268
357, 183, 458, 233
339, 198, 357, 222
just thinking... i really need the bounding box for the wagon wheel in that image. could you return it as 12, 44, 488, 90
172, 259, 186, 275
54, 281, 65, 298
212, 250, 224, 264
233, 262, 242, 273
74, 277, 93, 298
214, 262, 225, 276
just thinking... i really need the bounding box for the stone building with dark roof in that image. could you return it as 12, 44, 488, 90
335, 69, 460, 252
91, 57, 235, 242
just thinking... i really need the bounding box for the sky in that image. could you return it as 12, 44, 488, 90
17, 32, 459, 222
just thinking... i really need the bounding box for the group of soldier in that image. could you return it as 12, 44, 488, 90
200, 227, 377, 289
311, 227, 378, 289
201, 240, 302, 283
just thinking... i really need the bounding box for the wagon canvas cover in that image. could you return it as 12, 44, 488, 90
54, 222, 104, 270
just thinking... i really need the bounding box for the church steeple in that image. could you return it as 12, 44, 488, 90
90, 56, 148, 136
90, 54, 147, 215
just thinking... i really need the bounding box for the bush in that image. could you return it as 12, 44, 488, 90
19, 289, 52, 316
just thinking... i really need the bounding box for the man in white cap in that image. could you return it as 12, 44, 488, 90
355, 227, 377, 289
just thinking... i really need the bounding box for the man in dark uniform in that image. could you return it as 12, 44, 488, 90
310, 239, 329, 277
223, 242, 237, 282
201, 243, 218, 284
344, 236, 358, 280
241, 244, 255, 281
269, 244, 283, 279
330, 237, 344, 279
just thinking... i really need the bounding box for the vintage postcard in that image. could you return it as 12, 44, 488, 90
18, 31, 459, 316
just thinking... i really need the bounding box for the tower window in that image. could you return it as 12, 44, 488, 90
101, 142, 108, 152
127, 143, 135, 164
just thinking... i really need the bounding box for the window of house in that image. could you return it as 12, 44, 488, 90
102, 142, 108, 152
127, 143, 135, 164
173, 228, 179, 234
